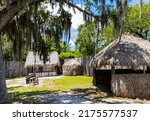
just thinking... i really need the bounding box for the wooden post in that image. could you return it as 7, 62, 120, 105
92, 69, 97, 86
111, 66, 115, 75
143, 65, 146, 74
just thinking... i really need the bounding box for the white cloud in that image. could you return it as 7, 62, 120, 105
69, 4, 84, 29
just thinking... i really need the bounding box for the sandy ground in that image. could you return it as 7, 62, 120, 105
6, 76, 63, 88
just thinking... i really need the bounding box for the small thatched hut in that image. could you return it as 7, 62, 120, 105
62, 59, 82, 76
89, 34, 150, 99
25, 51, 60, 77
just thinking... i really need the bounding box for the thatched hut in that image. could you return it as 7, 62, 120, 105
89, 34, 150, 99
62, 59, 82, 76
25, 51, 60, 77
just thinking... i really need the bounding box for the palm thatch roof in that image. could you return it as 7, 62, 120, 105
25, 51, 60, 68
63, 59, 81, 68
62, 59, 82, 76
89, 34, 150, 69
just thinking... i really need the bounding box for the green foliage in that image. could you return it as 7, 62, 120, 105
126, 3, 150, 40
99, 3, 150, 49
75, 22, 97, 56
2, 35, 13, 61
59, 50, 82, 60
100, 24, 118, 49
49, 42, 70, 54
59, 42, 70, 52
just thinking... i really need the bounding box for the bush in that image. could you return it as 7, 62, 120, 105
59, 51, 82, 60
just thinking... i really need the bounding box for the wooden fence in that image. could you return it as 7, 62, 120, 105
64, 56, 94, 76
4, 57, 93, 78
4, 61, 27, 78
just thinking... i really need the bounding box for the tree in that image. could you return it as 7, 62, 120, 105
59, 50, 81, 60
126, 3, 150, 40
101, 24, 118, 48
2, 35, 13, 61
0, 34, 7, 103
75, 22, 97, 56
1, 3, 67, 61
99, 2, 150, 47
0, 0, 66, 103
0, 0, 45, 32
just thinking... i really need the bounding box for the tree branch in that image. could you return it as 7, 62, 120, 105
0, 0, 44, 32
65, 1, 94, 17
0, 0, 96, 32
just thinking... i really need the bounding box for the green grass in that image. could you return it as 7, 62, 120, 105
7, 76, 94, 103
8, 76, 93, 94
53, 76, 93, 91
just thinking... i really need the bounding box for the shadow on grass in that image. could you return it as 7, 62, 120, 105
70, 87, 114, 104
7, 85, 115, 104
8, 86, 59, 104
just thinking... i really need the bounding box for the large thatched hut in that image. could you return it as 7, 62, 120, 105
63, 59, 82, 76
25, 51, 60, 77
89, 34, 150, 99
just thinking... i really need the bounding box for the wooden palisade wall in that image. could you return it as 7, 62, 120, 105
4, 61, 27, 78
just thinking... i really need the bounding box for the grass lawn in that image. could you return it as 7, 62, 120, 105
8, 76, 93, 92
7, 76, 99, 103
7, 76, 150, 104
53, 76, 93, 91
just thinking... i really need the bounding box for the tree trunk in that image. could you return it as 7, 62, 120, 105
0, 34, 8, 103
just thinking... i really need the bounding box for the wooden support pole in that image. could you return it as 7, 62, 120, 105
143, 65, 146, 74
111, 66, 115, 75
92, 69, 97, 86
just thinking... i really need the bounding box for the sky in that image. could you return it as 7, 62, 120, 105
48, 0, 149, 50
129, 0, 149, 6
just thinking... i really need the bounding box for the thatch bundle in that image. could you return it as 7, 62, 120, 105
25, 51, 60, 68
111, 74, 150, 99
89, 34, 150, 69
62, 59, 82, 76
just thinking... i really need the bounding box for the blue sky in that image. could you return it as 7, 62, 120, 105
129, 0, 149, 5
67, 0, 149, 50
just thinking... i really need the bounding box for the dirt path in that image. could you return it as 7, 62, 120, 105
6, 76, 63, 88
30, 91, 143, 104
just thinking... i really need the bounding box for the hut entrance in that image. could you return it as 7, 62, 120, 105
93, 69, 111, 90
27, 67, 34, 73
